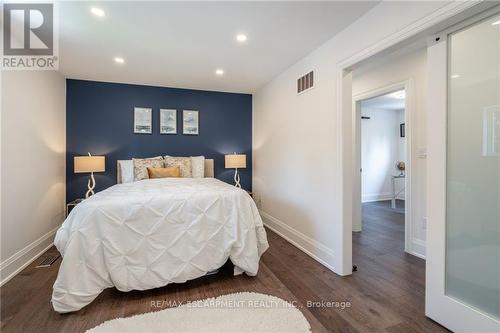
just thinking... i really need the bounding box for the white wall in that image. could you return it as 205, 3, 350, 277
1, 70, 66, 284
353, 47, 427, 256
253, 1, 448, 271
361, 107, 405, 202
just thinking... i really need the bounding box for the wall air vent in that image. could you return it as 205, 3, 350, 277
297, 71, 314, 94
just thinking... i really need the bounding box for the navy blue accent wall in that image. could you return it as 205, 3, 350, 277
66, 79, 252, 202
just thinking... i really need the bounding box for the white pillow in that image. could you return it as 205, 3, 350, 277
119, 160, 134, 183
191, 156, 205, 178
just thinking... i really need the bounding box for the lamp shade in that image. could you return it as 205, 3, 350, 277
74, 156, 105, 173
225, 154, 246, 169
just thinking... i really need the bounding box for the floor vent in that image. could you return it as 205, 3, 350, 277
297, 70, 314, 94
36, 254, 60, 268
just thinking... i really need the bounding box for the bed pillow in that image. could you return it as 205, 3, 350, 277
191, 156, 205, 178
119, 160, 134, 183
163, 156, 192, 178
147, 167, 180, 179
133, 156, 164, 181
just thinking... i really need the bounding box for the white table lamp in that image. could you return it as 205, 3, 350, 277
74, 153, 106, 198
225, 153, 246, 188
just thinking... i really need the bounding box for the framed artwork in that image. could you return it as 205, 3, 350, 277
160, 109, 177, 134
183, 110, 199, 135
400, 123, 405, 138
134, 107, 152, 134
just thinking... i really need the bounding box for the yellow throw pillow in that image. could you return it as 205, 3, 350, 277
147, 167, 180, 179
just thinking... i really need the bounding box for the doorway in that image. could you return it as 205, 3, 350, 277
361, 90, 406, 208
338, 4, 500, 332
352, 81, 413, 255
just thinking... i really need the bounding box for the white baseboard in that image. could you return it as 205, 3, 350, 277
362, 192, 392, 203
259, 210, 336, 273
0, 226, 58, 286
409, 238, 426, 259
362, 192, 406, 203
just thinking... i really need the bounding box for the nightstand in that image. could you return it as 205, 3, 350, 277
66, 199, 84, 217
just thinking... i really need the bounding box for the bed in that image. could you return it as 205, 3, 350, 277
51, 159, 268, 313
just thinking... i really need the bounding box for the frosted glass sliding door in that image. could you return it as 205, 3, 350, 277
446, 13, 500, 320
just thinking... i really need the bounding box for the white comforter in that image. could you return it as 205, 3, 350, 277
52, 178, 268, 313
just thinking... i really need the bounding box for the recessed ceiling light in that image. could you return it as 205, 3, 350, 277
215, 69, 224, 76
114, 57, 125, 64
236, 34, 247, 42
451, 74, 460, 79
90, 7, 105, 17
388, 90, 405, 99
492, 20, 500, 26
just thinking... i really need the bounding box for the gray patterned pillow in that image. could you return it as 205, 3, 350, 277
133, 157, 164, 181
163, 156, 192, 178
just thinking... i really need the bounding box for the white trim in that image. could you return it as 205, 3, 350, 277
337, 0, 484, 277
362, 193, 397, 203
411, 238, 426, 259
352, 80, 413, 255
259, 210, 335, 272
337, 1, 481, 70
0, 226, 58, 286
425, 33, 449, 324
335, 69, 353, 275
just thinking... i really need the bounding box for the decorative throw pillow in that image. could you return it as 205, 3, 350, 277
163, 156, 192, 178
147, 167, 180, 179
132, 157, 164, 181
191, 156, 205, 178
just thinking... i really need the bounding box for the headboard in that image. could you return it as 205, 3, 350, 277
117, 159, 214, 184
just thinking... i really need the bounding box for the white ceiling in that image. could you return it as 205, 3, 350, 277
58, 1, 378, 93
361, 90, 406, 110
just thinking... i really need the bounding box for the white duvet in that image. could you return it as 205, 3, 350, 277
52, 178, 269, 313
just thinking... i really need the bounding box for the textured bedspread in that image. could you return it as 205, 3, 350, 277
52, 178, 268, 313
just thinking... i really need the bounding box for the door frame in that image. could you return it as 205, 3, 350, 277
425, 7, 500, 331
334, 0, 489, 276
352, 81, 413, 256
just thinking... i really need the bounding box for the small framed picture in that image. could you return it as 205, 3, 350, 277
160, 109, 177, 134
400, 123, 405, 138
134, 107, 152, 134
183, 110, 199, 135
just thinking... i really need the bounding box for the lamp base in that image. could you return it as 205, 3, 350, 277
233, 169, 241, 188
86, 172, 96, 198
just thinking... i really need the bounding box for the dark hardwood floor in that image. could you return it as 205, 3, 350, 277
1, 200, 448, 332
